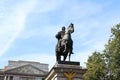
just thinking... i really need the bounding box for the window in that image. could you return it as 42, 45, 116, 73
0, 76, 4, 80
10, 76, 13, 80
42, 78, 44, 80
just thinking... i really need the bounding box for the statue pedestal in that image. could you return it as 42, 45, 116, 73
45, 61, 86, 80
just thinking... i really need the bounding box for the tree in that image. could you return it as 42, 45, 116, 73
84, 23, 120, 80
104, 23, 120, 79
83, 51, 106, 80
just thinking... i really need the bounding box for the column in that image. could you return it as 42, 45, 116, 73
4, 75, 7, 80
7, 76, 10, 80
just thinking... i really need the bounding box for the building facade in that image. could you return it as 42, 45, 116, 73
0, 60, 49, 80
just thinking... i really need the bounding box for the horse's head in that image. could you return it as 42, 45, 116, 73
67, 23, 74, 33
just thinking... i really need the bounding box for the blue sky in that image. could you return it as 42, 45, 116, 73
0, 0, 120, 70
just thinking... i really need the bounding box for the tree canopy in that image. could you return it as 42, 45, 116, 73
84, 23, 120, 80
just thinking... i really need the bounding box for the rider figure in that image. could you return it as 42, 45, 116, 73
56, 26, 66, 51
56, 24, 74, 54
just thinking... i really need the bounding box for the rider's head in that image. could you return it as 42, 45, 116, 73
62, 26, 65, 31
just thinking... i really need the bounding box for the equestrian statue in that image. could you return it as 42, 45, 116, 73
55, 23, 74, 62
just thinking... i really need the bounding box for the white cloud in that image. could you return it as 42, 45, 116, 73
19, 25, 61, 39
71, 51, 91, 68
71, 35, 108, 68
1, 0, 120, 70
0, 0, 37, 56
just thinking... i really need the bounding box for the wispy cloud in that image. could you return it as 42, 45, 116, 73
0, 0, 37, 56
71, 39, 107, 68
19, 25, 59, 39
0, 0, 120, 69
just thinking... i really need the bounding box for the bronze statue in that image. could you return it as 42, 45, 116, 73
56, 26, 66, 49
55, 23, 74, 62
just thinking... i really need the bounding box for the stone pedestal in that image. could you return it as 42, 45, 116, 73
45, 61, 86, 80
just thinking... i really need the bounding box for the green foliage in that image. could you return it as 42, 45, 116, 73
84, 23, 120, 80
104, 23, 120, 79
83, 52, 106, 80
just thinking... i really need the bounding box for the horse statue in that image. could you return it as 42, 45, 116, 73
56, 23, 74, 62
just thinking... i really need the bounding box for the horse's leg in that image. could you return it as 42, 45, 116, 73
59, 55, 61, 61
56, 52, 58, 61
69, 53, 71, 61
55, 44, 58, 61
63, 52, 68, 61
63, 55, 67, 61
70, 40, 73, 54
56, 50, 61, 62
58, 54, 61, 62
